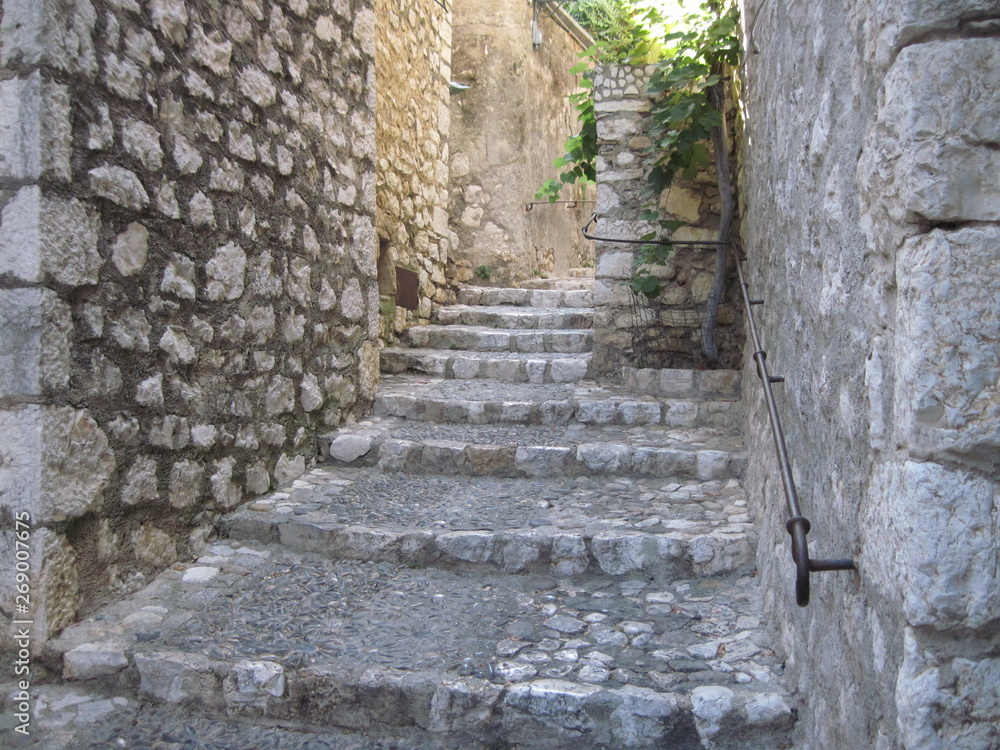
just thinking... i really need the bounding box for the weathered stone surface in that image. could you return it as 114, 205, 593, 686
862, 460, 999, 630
0, 0, 378, 658
122, 456, 159, 506
224, 660, 285, 707
111, 222, 149, 276
592, 532, 649, 576
88, 165, 149, 209
893, 227, 999, 471
204, 243, 247, 301
0, 288, 72, 396
0, 406, 115, 524
211, 457, 242, 510
502, 679, 601, 732
132, 524, 176, 568
328, 434, 374, 462
134, 652, 224, 707
169, 460, 203, 509
436, 531, 494, 564
63, 642, 129, 680
861, 40, 1000, 252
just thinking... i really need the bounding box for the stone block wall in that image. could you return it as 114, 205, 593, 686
591, 65, 743, 376
375, 0, 453, 335
448, 0, 595, 286
740, 0, 1000, 747
0, 0, 379, 649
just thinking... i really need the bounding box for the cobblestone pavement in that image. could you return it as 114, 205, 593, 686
24, 285, 798, 749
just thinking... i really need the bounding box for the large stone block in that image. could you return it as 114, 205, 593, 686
0, 0, 97, 76
0, 187, 102, 286
0, 288, 71, 397
894, 228, 999, 470
862, 460, 999, 629
0, 529, 82, 645
0, 406, 115, 524
896, 628, 1000, 750
861, 40, 1000, 251
849, 0, 999, 69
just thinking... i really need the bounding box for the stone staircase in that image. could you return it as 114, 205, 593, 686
31, 283, 797, 749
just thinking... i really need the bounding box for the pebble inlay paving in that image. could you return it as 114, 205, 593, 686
83, 542, 783, 693
267, 468, 750, 533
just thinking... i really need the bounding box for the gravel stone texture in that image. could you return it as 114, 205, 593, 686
46, 540, 782, 694
29, 284, 795, 748
230, 466, 749, 535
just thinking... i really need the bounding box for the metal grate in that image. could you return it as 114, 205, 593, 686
627, 290, 706, 369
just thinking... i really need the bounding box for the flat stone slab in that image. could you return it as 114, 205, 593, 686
374, 375, 742, 429
47, 541, 793, 749
434, 305, 594, 330
222, 467, 755, 578
318, 417, 746, 480
380, 348, 593, 383
457, 286, 594, 308
404, 324, 593, 354
5, 684, 502, 750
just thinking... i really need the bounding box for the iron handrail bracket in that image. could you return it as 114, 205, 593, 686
736, 255, 855, 606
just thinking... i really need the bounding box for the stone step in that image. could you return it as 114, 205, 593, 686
47, 541, 794, 750
404, 325, 593, 354
458, 286, 593, 308
434, 305, 594, 330
516, 277, 595, 290
381, 348, 593, 383
623, 366, 742, 400
374, 375, 743, 429
223, 466, 755, 579
317, 418, 745, 481
567, 267, 596, 278
21, 687, 506, 750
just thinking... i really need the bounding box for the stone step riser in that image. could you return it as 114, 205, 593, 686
458, 287, 593, 308
124, 656, 793, 750
223, 516, 753, 580
381, 350, 592, 382
319, 436, 744, 481
404, 327, 593, 354
516, 278, 594, 290
373, 394, 742, 430
434, 309, 594, 329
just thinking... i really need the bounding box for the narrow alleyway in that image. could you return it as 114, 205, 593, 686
29, 277, 795, 749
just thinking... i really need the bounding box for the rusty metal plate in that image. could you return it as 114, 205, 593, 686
395, 266, 419, 310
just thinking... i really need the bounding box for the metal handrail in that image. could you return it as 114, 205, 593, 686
582, 212, 729, 246
736, 256, 855, 606
525, 200, 596, 212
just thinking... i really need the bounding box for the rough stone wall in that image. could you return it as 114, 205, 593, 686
374, 0, 452, 335
448, 0, 594, 286
739, 0, 1000, 748
0, 0, 379, 650
591, 65, 743, 376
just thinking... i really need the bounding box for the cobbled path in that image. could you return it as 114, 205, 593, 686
27, 283, 798, 749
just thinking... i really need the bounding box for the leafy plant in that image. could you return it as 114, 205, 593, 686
536, 2, 666, 203
474, 265, 492, 281
535, 63, 597, 203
